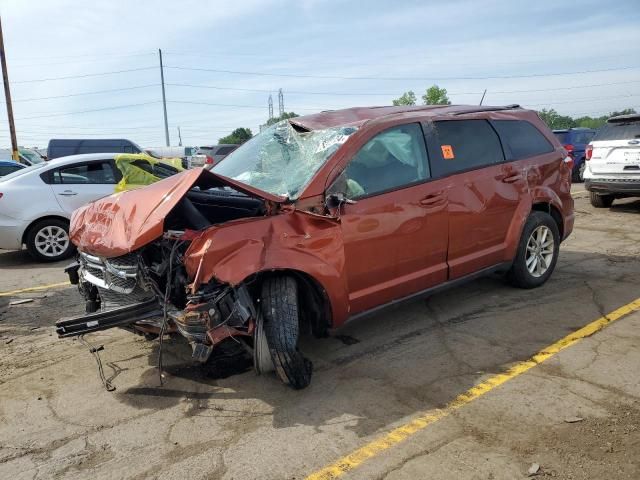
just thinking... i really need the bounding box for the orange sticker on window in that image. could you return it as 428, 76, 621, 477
441, 145, 455, 159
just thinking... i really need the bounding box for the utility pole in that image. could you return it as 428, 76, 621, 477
0, 17, 18, 162
268, 94, 273, 121
177, 126, 182, 146
158, 49, 170, 146
479, 89, 487, 106
278, 88, 284, 116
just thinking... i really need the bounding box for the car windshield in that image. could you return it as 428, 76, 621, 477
0, 161, 47, 182
213, 121, 357, 199
594, 122, 640, 141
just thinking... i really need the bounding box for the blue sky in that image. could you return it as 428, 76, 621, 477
0, 0, 639, 149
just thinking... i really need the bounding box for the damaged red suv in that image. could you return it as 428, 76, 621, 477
57, 104, 574, 389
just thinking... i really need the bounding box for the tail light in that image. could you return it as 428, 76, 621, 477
204, 155, 214, 165
585, 144, 593, 161
564, 144, 575, 157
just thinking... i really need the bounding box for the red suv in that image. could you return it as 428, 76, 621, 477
58, 104, 574, 389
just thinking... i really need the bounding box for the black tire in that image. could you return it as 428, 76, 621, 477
507, 211, 560, 289
25, 218, 75, 262
260, 276, 312, 389
589, 192, 614, 208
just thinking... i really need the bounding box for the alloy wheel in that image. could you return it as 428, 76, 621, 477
34, 225, 70, 258
525, 225, 555, 277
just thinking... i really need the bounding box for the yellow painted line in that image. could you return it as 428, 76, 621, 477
306, 297, 640, 480
0, 281, 71, 297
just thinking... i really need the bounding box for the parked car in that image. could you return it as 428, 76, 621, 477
193, 144, 239, 169
553, 128, 595, 182
0, 147, 45, 166
47, 139, 143, 160
584, 114, 640, 207
0, 159, 26, 177
0, 153, 125, 261
58, 105, 574, 389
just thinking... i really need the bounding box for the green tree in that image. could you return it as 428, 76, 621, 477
537, 108, 575, 129
392, 91, 417, 106
218, 127, 253, 145
422, 85, 451, 105
266, 111, 299, 127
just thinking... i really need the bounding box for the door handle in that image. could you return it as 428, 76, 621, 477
58, 191, 78, 196
499, 174, 522, 184
420, 193, 445, 206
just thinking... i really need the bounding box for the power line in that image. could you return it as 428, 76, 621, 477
165, 64, 640, 82
11, 66, 156, 84
13, 84, 159, 102
15, 101, 160, 120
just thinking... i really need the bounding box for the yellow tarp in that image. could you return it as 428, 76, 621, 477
114, 153, 183, 192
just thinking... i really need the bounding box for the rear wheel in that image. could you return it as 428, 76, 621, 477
25, 218, 75, 262
508, 211, 560, 289
589, 192, 614, 208
260, 276, 312, 389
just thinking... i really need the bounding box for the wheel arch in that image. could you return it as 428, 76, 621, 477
531, 202, 563, 240
21, 215, 71, 245
248, 268, 334, 337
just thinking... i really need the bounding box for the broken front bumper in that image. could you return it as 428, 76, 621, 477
55, 299, 162, 337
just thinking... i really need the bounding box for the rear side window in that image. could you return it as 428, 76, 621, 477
554, 131, 568, 144
432, 120, 504, 176
49, 162, 116, 184
594, 122, 640, 141
492, 120, 554, 160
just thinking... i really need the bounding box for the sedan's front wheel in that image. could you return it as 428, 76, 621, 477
508, 211, 560, 289
25, 218, 75, 262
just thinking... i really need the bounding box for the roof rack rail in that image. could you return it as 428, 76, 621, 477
452, 104, 521, 116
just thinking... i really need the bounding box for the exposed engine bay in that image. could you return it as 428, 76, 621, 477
57, 184, 276, 377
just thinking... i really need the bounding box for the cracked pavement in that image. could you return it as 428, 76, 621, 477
1, 187, 639, 479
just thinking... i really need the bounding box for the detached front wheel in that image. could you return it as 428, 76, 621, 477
508, 211, 560, 289
260, 276, 312, 389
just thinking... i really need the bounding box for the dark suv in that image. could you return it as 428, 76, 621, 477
553, 128, 596, 182
59, 104, 574, 389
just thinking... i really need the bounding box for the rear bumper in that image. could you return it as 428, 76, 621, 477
0, 218, 25, 250
585, 178, 640, 196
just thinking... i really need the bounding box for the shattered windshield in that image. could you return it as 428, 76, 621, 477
212, 121, 357, 199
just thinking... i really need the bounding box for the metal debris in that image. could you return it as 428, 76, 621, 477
10, 298, 34, 305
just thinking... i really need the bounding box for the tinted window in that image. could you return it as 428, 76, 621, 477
492, 120, 554, 160
594, 122, 640, 141
216, 146, 238, 156
0, 165, 22, 176
572, 131, 595, 145
342, 123, 429, 198
554, 131, 568, 144
50, 162, 116, 184
432, 120, 504, 176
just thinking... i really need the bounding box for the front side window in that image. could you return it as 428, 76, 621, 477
432, 120, 505, 176
492, 120, 554, 160
337, 123, 429, 198
213, 121, 357, 199
50, 162, 116, 184
0, 165, 22, 176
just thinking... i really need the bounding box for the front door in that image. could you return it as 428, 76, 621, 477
330, 123, 449, 315
48, 160, 118, 214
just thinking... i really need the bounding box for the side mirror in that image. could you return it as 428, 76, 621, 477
325, 192, 356, 209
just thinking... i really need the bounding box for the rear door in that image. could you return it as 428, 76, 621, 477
589, 121, 640, 176
429, 119, 529, 279
46, 160, 118, 213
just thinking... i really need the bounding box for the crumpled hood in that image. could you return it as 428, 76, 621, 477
70, 168, 285, 257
